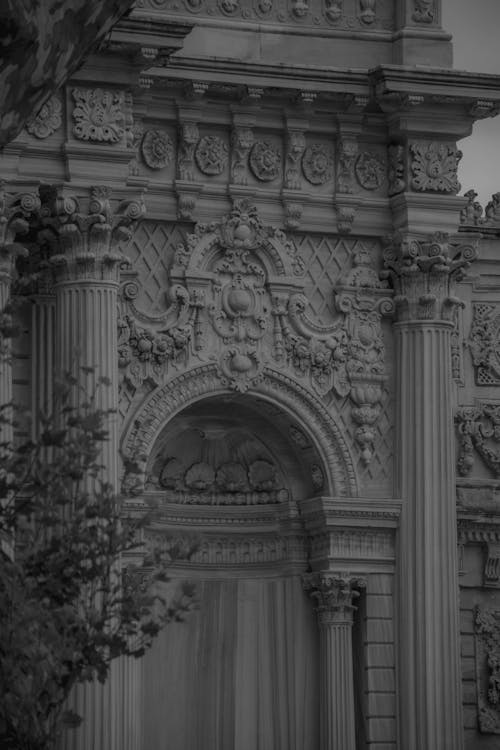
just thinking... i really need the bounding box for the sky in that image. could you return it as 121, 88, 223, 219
443, 0, 500, 207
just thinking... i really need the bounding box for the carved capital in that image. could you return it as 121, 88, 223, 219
38, 185, 145, 282
0, 181, 40, 280
382, 233, 477, 322
303, 572, 366, 625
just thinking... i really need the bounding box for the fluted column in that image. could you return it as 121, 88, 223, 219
303, 573, 365, 750
41, 184, 145, 750
383, 234, 477, 750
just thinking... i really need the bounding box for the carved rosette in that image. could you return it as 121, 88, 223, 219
302, 144, 334, 185
141, 129, 174, 169
382, 234, 477, 323
303, 573, 366, 625
230, 126, 254, 185
410, 142, 462, 193
475, 607, 500, 734
72, 88, 128, 143
25, 94, 62, 138
195, 135, 229, 175
38, 185, 145, 282
355, 152, 385, 190
249, 141, 281, 181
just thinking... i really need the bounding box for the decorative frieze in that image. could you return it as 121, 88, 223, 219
469, 303, 500, 385
456, 405, 500, 478
25, 93, 62, 138
410, 142, 462, 193
72, 87, 132, 144
475, 607, 500, 734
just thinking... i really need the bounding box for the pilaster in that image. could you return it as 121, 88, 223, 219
383, 233, 477, 750
303, 572, 365, 750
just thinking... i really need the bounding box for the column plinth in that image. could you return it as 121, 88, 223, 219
383, 234, 477, 750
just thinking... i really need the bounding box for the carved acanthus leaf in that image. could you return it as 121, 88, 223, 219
410, 142, 462, 194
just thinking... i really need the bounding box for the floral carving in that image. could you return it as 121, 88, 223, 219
456, 405, 500, 478
475, 607, 500, 734
303, 573, 366, 624
249, 141, 281, 181
355, 152, 386, 190
141, 129, 174, 169
410, 142, 462, 193
302, 144, 334, 185
195, 135, 228, 175
469, 303, 500, 385
25, 94, 62, 138
72, 88, 126, 143
387, 144, 406, 196
412, 0, 435, 23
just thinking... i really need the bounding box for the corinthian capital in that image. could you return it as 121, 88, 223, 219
303, 572, 366, 625
0, 181, 40, 280
37, 185, 145, 282
381, 233, 477, 322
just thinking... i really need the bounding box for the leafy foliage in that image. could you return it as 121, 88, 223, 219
0, 375, 197, 750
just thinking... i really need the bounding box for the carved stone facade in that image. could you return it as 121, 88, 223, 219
3, 1, 500, 749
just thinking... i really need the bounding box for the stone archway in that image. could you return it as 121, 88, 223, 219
122, 364, 358, 750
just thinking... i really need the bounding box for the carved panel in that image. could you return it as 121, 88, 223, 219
135, 0, 395, 29
412, 0, 435, 24
72, 87, 132, 144
456, 405, 500, 478
469, 303, 500, 385
475, 607, 500, 734
410, 142, 462, 194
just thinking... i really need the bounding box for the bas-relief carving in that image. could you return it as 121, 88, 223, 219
135, 0, 395, 29
475, 607, 500, 734
469, 303, 500, 386
302, 144, 334, 186
141, 129, 174, 169
118, 202, 391, 466
412, 0, 435, 24
195, 135, 229, 175
25, 94, 62, 139
410, 142, 462, 194
355, 151, 386, 191
456, 405, 500, 478
387, 144, 405, 196
249, 140, 282, 182
72, 87, 132, 144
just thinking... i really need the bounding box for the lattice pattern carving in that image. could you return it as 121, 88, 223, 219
119, 221, 187, 313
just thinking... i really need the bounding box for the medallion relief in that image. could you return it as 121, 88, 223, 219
25, 94, 62, 138
355, 151, 386, 190
141, 129, 174, 169
302, 144, 334, 185
195, 134, 229, 175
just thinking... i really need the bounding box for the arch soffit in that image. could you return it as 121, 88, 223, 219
123, 364, 358, 499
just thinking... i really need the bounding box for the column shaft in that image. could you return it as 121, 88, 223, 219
319, 619, 356, 750
396, 321, 463, 750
